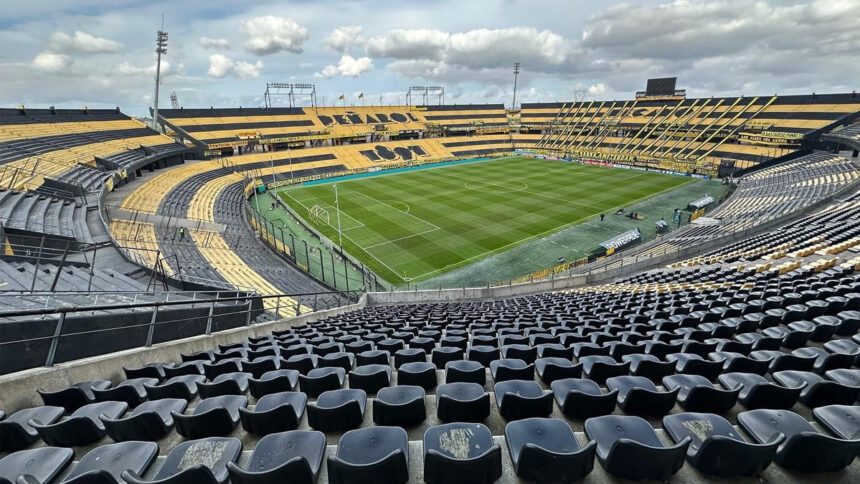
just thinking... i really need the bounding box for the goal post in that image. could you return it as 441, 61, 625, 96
308, 204, 330, 225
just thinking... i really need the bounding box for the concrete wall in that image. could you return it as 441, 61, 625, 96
0, 295, 366, 412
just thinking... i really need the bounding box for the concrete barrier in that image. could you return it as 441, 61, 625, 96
0, 295, 366, 412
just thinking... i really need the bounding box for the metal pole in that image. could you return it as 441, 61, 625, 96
145, 305, 159, 347
512, 62, 520, 110
331, 252, 337, 287
334, 184, 343, 252
30, 235, 46, 292
49, 241, 71, 292
146, 250, 161, 292
246, 297, 254, 326
87, 244, 98, 292
152, 19, 168, 131
205, 300, 216, 335
45, 312, 66, 367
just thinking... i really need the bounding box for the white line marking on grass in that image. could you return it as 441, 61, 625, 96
282, 189, 424, 281
345, 190, 441, 230
362, 226, 442, 250
282, 192, 365, 231
409, 177, 695, 281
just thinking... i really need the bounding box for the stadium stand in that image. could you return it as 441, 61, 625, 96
583, 151, 860, 273
521, 93, 860, 175
0, 188, 93, 243
823, 122, 860, 151
3, 184, 860, 480
0, 107, 190, 193
3, 92, 860, 481
412, 104, 509, 134
157, 104, 510, 154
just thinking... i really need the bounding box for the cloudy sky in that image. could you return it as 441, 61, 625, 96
0, 0, 858, 116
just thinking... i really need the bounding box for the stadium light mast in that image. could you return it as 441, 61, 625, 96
511, 62, 521, 111
152, 18, 168, 131
334, 184, 344, 252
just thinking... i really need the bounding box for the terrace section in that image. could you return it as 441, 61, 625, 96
0, 107, 191, 194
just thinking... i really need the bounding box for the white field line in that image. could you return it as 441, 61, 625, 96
408, 177, 695, 280
363, 226, 442, 250
345, 189, 441, 231
283, 192, 365, 231
281, 190, 426, 279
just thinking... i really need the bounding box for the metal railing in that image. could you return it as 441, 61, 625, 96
0, 289, 363, 375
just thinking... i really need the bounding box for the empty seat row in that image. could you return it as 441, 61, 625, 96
3, 405, 858, 483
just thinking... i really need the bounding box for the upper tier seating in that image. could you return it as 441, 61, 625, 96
521, 93, 860, 173
158, 105, 510, 151
823, 122, 860, 151
0, 108, 186, 192
0, 188, 93, 243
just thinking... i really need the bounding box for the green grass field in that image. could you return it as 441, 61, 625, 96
277, 157, 692, 285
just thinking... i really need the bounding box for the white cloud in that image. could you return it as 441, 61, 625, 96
367, 27, 580, 76
366, 29, 450, 60
241, 16, 308, 55
207, 54, 263, 79
587, 83, 608, 96
199, 36, 230, 50
232, 60, 264, 79
31, 51, 72, 72
324, 26, 366, 52
48, 30, 121, 54
315, 55, 373, 78
575, 0, 860, 93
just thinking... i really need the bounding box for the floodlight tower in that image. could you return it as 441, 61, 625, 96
511, 62, 521, 111
152, 19, 168, 131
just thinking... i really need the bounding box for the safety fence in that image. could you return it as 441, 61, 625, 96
0, 289, 363, 375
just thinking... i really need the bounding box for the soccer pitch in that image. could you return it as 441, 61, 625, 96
277, 157, 692, 285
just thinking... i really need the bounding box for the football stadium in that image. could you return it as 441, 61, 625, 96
1, 1, 860, 482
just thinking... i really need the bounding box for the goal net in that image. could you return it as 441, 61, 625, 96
308, 204, 330, 225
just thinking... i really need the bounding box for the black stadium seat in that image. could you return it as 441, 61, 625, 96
239, 391, 307, 435
0, 406, 64, 451
327, 427, 409, 484
551, 378, 617, 419
32, 401, 127, 447
372, 385, 426, 427
505, 417, 596, 482
738, 409, 860, 472
102, 398, 187, 442
423, 423, 501, 484
662, 412, 781, 477
173, 395, 247, 439
61, 441, 159, 484
0, 447, 74, 484
227, 430, 326, 484
123, 437, 242, 484
585, 415, 690, 480
307, 389, 366, 432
